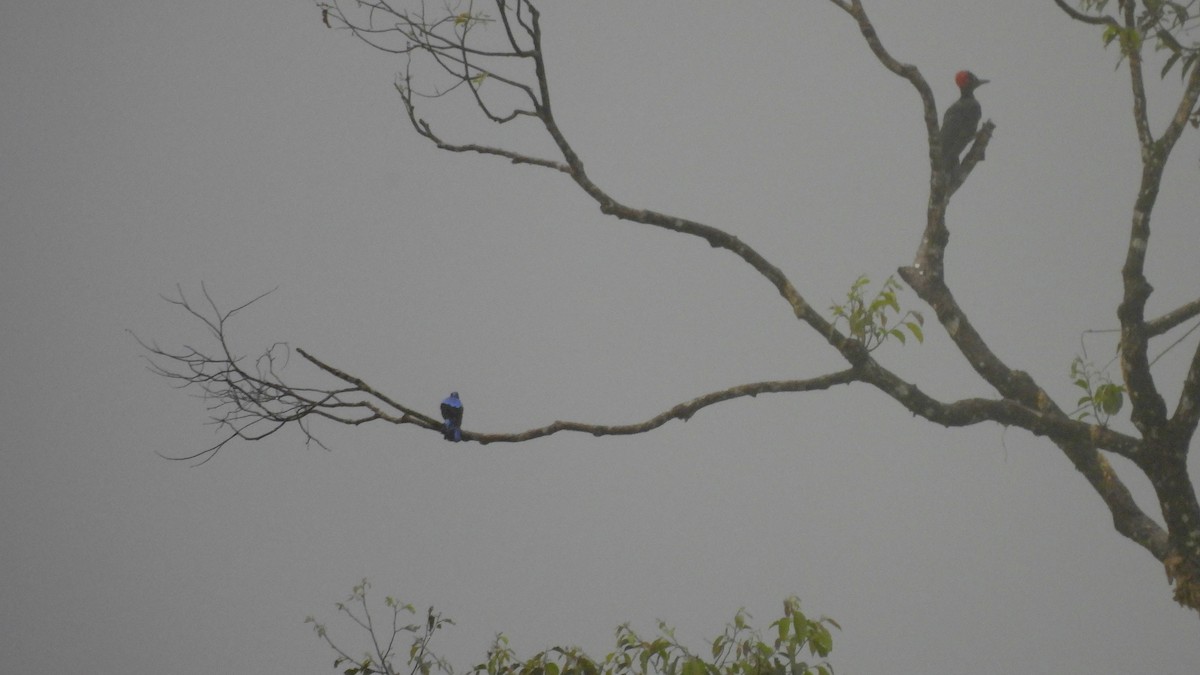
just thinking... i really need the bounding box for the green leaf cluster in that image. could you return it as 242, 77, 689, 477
1069, 355, 1126, 426
1085, 0, 1200, 81
470, 595, 837, 675
311, 584, 839, 675
828, 275, 924, 352
453, 10, 494, 29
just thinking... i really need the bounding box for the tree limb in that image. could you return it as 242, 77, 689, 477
1123, 1, 1155, 148
1050, 0, 1120, 27
1147, 296, 1200, 336
1168, 338, 1200, 440
134, 286, 443, 464
468, 372, 861, 444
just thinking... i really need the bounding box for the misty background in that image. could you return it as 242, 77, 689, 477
2, 1, 1198, 673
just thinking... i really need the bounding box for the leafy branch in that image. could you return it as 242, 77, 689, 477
309, 582, 839, 675
1069, 355, 1126, 426
1078, 0, 1200, 79
828, 275, 924, 352
306, 579, 454, 675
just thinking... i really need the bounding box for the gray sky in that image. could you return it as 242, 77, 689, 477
3, 1, 1199, 673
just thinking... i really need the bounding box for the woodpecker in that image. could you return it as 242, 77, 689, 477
939, 70, 988, 174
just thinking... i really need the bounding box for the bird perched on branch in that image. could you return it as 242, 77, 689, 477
939, 70, 988, 174
440, 392, 463, 442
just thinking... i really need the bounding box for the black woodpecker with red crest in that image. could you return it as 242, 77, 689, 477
939, 70, 988, 175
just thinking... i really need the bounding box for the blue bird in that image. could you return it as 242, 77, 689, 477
440, 392, 463, 442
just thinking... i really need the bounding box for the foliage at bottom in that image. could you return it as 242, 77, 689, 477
306, 581, 839, 675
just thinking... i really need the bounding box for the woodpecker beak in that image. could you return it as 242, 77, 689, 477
975, 77, 990, 86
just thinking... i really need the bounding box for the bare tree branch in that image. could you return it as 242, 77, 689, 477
1170, 337, 1200, 437
1060, 439, 1171, 560
1123, 1, 1156, 148
134, 286, 444, 464
1113, 22, 1200, 434
1162, 47, 1200, 154
295, 348, 442, 429
145, 281, 1152, 464
469, 372, 861, 444
826, 0, 939, 145
1147, 296, 1200, 336
1051, 0, 1120, 27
